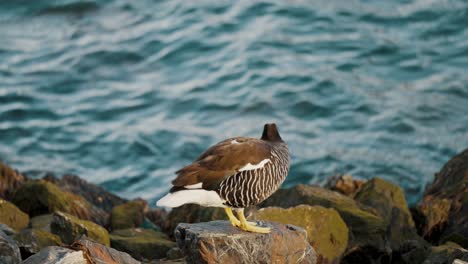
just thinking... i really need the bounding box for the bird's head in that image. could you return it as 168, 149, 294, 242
261, 123, 283, 142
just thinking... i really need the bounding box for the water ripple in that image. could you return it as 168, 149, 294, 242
1, 0, 467, 205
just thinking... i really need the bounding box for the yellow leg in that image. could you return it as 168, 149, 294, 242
224, 207, 241, 227
236, 208, 270, 233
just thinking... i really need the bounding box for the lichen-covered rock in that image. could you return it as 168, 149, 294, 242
415, 149, 468, 247
51, 212, 110, 246
110, 228, 175, 261
175, 221, 316, 264
0, 230, 21, 264
423, 242, 468, 264
111, 200, 147, 230
354, 177, 425, 250
30, 214, 54, 232
71, 236, 140, 264
0, 162, 26, 201
0, 199, 29, 232
12, 229, 62, 258
324, 174, 365, 197
44, 174, 127, 212
249, 205, 348, 264
163, 204, 226, 236
260, 185, 387, 254
12, 180, 91, 219
22, 246, 86, 264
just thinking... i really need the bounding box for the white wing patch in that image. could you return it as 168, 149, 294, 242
185, 182, 203, 189
239, 158, 270, 172
231, 139, 241, 144
156, 189, 226, 208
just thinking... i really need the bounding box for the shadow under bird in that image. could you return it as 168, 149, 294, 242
157, 123, 290, 233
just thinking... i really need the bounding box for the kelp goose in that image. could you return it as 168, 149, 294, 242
157, 123, 290, 233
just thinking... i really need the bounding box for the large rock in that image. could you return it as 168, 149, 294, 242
111, 200, 147, 230
0, 199, 29, 232
51, 212, 110, 246
260, 185, 388, 255
415, 149, 468, 247
0, 162, 26, 200
163, 204, 227, 236
175, 221, 317, 264
71, 236, 140, 264
249, 205, 348, 264
145, 208, 167, 231
110, 228, 176, 261
12, 229, 62, 258
22, 246, 86, 264
0, 230, 21, 264
44, 174, 127, 212
423, 242, 468, 264
354, 177, 425, 250
12, 180, 108, 226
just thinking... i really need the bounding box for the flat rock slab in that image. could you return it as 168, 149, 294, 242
175, 220, 316, 264
22, 246, 86, 264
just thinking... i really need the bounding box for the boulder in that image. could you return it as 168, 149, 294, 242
163, 204, 227, 236
175, 220, 316, 264
415, 149, 468, 247
12, 229, 62, 258
111, 200, 147, 230
110, 228, 176, 261
260, 185, 388, 255
0, 162, 26, 200
0, 199, 29, 232
44, 174, 127, 212
249, 205, 348, 264
324, 174, 365, 197
146, 208, 167, 225
71, 236, 140, 264
22, 246, 86, 264
423, 242, 468, 264
0, 230, 21, 264
12, 180, 108, 226
354, 177, 425, 250
50, 212, 110, 246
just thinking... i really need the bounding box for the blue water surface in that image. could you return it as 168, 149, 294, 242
1, 0, 467, 206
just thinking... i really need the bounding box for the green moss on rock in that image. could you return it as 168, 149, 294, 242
250, 205, 348, 263
261, 184, 387, 252
0, 199, 29, 231
110, 200, 146, 230
51, 212, 110, 246
30, 214, 54, 232
110, 228, 175, 261
12, 180, 92, 220
354, 177, 424, 250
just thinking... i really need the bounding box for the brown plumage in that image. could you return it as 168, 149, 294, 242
171, 137, 272, 191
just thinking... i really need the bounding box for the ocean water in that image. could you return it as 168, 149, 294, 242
1, 0, 467, 206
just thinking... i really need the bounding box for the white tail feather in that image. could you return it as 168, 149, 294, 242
156, 189, 226, 208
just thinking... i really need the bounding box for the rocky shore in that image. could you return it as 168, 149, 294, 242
1, 149, 468, 264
